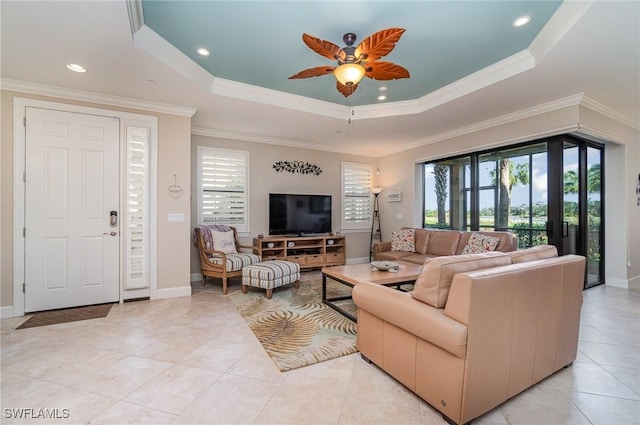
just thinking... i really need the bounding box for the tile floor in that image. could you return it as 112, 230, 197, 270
1, 276, 638, 425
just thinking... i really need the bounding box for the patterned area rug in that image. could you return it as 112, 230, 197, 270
229, 271, 357, 372
16, 303, 114, 330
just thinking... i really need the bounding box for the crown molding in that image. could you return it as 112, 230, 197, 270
354, 50, 535, 120
126, 0, 144, 37
133, 25, 215, 91
191, 127, 366, 156
210, 77, 347, 119
579, 96, 639, 130
529, 0, 595, 63
0, 79, 197, 117
394, 93, 587, 154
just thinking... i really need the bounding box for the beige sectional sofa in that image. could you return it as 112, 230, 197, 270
373, 228, 518, 264
353, 245, 585, 425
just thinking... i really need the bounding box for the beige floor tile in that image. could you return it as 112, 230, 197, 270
570, 392, 640, 425
601, 364, 640, 396
89, 401, 176, 425
578, 340, 640, 369
550, 361, 639, 400
180, 373, 279, 424
124, 364, 221, 415
178, 338, 251, 372
69, 355, 172, 399
498, 379, 591, 425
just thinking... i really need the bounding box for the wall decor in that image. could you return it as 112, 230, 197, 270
168, 174, 184, 199
387, 191, 402, 202
273, 160, 322, 176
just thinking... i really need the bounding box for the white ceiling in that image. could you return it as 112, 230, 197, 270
1, 1, 638, 158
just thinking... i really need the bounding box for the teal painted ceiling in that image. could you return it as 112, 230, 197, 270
140, 1, 562, 107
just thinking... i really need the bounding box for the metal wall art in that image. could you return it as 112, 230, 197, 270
273, 160, 322, 176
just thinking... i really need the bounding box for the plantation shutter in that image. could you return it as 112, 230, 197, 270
198, 147, 249, 233
125, 125, 149, 289
342, 162, 373, 230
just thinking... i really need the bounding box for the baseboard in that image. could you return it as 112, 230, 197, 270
347, 257, 370, 265
0, 305, 17, 319
157, 285, 192, 299
605, 277, 630, 288
191, 273, 203, 282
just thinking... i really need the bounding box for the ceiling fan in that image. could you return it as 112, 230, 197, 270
289, 28, 410, 97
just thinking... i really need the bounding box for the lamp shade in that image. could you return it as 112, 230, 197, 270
371, 186, 384, 195
333, 63, 366, 85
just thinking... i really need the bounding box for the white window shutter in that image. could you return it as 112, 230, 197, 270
198, 147, 249, 233
125, 126, 149, 289
342, 162, 373, 230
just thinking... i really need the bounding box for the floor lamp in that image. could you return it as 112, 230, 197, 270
370, 187, 383, 261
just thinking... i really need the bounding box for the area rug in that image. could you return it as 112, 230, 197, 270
16, 303, 114, 330
229, 271, 357, 372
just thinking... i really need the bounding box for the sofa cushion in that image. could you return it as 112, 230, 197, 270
456, 231, 516, 254
508, 245, 558, 263
414, 229, 431, 254
412, 252, 511, 308
375, 250, 412, 262
461, 232, 500, 254
426, 230, 461, 256
391, 228, 415, 252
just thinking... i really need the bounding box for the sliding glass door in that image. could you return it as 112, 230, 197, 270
422, 135, 604, 288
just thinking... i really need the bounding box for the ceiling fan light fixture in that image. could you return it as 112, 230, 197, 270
333, 63, 366, 86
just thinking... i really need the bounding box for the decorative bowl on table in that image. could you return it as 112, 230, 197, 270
370, 261, 400, 272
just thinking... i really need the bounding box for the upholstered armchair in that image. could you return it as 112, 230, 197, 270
194, 226, 261, 294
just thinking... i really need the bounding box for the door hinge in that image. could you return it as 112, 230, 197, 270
23, 171, 26, 183
22, 283, 25, 293
23, 116, 26, 127
23, 227, 26, 237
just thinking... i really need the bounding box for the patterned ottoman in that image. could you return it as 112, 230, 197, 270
241, 261, 301, 299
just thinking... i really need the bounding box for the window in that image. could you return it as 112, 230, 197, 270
197, 147, 249, 233
125, 125, 150, 290
341, 162, 373, 230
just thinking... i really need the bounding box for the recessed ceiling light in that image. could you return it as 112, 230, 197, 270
378, 86, 387, 91
377, 95, 387, 101
66, 63, 86, 73
513, 16, 531, 27
196, 47, 210, 56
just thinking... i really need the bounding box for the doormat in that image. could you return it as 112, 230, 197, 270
16, 303, 114, 330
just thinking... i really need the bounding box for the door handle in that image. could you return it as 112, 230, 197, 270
103, 231, 118, 236
563, 221, 569, 237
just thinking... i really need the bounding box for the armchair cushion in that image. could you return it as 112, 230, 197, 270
212, 230, 238, 254
207, 253, 261, 272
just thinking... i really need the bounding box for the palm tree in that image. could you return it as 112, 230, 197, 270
491, 160, 529, 230
433, 164, 448, 226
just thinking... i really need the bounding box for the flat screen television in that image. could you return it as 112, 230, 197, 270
269, 193, 332, 236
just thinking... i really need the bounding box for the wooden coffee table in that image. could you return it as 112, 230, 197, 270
321, 261, 422, 321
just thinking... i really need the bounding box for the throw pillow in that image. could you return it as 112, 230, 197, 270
391, 228, 415, 252
461, 232, 500, 254
212, 231, 238, 254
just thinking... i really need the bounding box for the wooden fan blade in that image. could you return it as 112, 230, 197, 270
355, 28, 406, 62
289, 66, 336, 79
336, 81, 358, 97
365, 61, 410, 80
302, 33, 341, 61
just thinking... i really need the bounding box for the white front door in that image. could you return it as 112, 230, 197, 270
24, 107, 120, 312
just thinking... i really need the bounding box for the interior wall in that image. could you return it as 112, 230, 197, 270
0, 90, 192, 311
190, 134, 379, 275
376, 105, 639, 287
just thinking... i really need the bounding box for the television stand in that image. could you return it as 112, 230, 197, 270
253, 234, 346, 269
